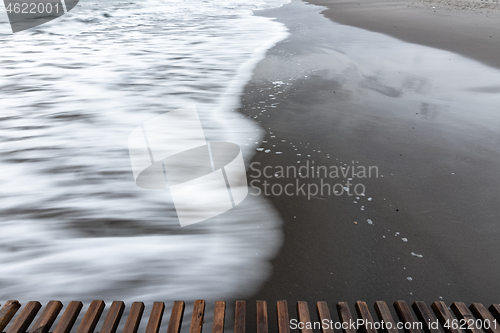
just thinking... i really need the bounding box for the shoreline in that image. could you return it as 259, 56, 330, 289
237, 0, 500, 329
303, 0, 500, 70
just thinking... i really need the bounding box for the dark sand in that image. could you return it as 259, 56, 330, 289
234, 0, 500, 330
304, 0, 500, 70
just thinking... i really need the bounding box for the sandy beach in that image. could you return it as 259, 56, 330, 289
237, 0, 500, 328
1, 0, 500, 330
305, 0, 500, 69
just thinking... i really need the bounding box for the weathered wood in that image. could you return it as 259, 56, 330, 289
337, 302, 356, 333
316, 301, 334, 333
100, 301, 125, 333
277, 300, 290, 333
375, 301, 399, 333
234, 301, 246, 333
0, 300, 21, 332
3, 299, 500, 333
395, 300, 421, 333
122, 302, 144, 333
166, 301, 185, 333
432, 302, 463, 333
76, 300, 106, 333
29, 300, 63, 333
6, 301, 42, 333
188, 300, 205, 333
145, 302, 165, 333
297, 301, 313, 333
53, 302, 83, 333
256, 300, 268, 333
211, 301, 225, 333
451, 302, 484, 333
487, 305, 500, 322
355, 301, 377, 333
470, 304, 500, 333
412, 301, 440, 333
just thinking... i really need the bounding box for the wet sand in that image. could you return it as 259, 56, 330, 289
304, 0, 500, 70
236, 0, 500, 329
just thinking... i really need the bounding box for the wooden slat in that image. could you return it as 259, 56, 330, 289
355, 301, 377, 333
487, 305, 500, 323
6, 301, 42, 333
122, 302, 144, 333
145, 302, 165, 333
451, 303, 484, 333
166, 301, 185, 333
188, 300, 205, 333
0, 301, 21, 332
375, 301, 399, 333
211, 301, 225, 333
100, 301, 125, 333
29, 301, 63, 333
53, 301, 83, 333
277, 300, 290, 333
470, 304, 500, 333
234, 301, 246, 333
75, 300, 106, 333
316, 301, 334, 333
297, 302, 312, 333
256, 301, 268, 333
412, 301, 440, 333
395, 301, 421, 333
337, 302, 356, 333
432, 302, 463, 333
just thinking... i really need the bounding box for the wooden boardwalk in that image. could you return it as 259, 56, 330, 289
1, 300, 500, 333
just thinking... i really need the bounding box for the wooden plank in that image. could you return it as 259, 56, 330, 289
355, 301, 377, 333
451, 303, 484, 333
188, 300, 205, 333
75, 300, 106, 333
487, 305, 500, 323
337, 302, 356, 333
0, 301, 21, 332
234, 301, 246, 333
166, 301, 185, 333
29, 301, 63, 333
122, 302, 144, 333
145, 302, 165, 333
256, 301, 268, 333
297, 301, 313, 333
6, 301, 42, 333
412, 302, 440, 333
394, 300, 421, 333
211, 301, 225, 333
432, 302, 463, 333
375, 301, 399, 333
277, 300, 290, 333
53, 301, 83, 333
470, 304, 500, 333
316, 301, 334, 333
100, 301, 125, 333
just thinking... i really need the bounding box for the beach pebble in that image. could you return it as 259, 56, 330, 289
411, 252, 423, 258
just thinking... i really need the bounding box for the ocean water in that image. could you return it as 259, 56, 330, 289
0, 0, 289, 305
